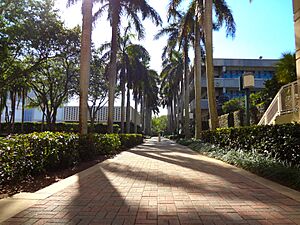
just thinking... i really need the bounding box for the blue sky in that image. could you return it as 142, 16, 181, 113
55, 0, 296, 112
56, 0, 296, 71
213, 0, 295, 59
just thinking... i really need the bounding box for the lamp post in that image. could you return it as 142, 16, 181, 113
242, 72, 255, 126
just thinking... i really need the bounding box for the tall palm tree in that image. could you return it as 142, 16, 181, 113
204, 0, 235, 130
118, 25, 135, 133
194, 12, 202, 138
204, 0, 218, 130
95, 0, 161, 133
67, 0, 93, 135
144, 69, 160, 135
169, 0, 236, 131
155, 21, 183, 132
160, 51, 183, 134
155, 14, 193, 138
125, 44, 150, 133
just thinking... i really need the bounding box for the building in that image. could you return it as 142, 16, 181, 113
189, 58, 279, 120
1, 103, 141, 126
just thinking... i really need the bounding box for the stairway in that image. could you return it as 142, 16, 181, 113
258, 81, 300, 125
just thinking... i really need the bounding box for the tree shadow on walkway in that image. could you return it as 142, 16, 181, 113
2, 139, 300, 225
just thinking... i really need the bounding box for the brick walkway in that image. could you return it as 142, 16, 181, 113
1, 138, 300, 225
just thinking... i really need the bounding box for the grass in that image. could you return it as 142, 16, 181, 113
178, 139, 300, 191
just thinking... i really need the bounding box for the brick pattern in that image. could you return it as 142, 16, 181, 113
2, 138, 300, 225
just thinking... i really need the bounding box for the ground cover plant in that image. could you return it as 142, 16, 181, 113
178, 123, 300, 191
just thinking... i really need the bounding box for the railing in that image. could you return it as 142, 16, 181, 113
258, 81, 299, 125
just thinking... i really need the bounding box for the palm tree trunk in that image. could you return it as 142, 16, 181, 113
204, 0, 219, 130
0, 97, 2, 134
88, 106, 94, 133
126, 87, 131, 133
170, 101, 174, 133
144, 95, 148, 134
174, 95, 179, 133
107, 2, 120, 133
120, 77, 126, 133
79, 0, 93, 135
194, 18, 202, 138
145, 105, 151, 136
10, 91, 16, 133
140, 94, 143, 132
21, 88, 25, 133
167, 105, 171, 133
134, 96, 138, 133
184, 43, 191, 138
180, 77, 184, 133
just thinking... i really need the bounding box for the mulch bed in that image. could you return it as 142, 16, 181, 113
0, 155, 114, 199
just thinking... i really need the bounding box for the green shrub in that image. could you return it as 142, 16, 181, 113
201, 124, 300, 167
182, 140, 300, 190
0, 132, 80, 183
177, 138, 194, 146
0, 132, 143, 184
119, 134, 143, 148
0, 122, 120, 134
96, 134, 121, 154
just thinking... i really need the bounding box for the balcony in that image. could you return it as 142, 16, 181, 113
190, 76, 269, 91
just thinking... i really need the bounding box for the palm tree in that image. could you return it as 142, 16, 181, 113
160, 51, 183, 134
118, 25, 134, 133
275, 52, 296, 84
194, 12, 202, 138
144, 69, 160, 135
155, 22, 183, 132
169, 0, 236, 131
203, 0, 236, 130
204, 0, 218, 130
95, 0, 161, 133
155, 14, 193, 138
125, 44, 150, 133
67, 0, 93, 135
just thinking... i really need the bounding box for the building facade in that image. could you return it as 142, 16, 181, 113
190, 58, 278, 119
1, 104, 141, 126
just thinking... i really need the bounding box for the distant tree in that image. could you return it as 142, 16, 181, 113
1, 0, 74, 132
222, 93, 265, 124
257, 52, 297, 110
275, 52, 296, 84
152, 115, 168, 135
29, 27, 81, 128
222, 98, 243, 114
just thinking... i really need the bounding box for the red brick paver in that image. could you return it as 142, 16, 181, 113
2, 138, 300, 225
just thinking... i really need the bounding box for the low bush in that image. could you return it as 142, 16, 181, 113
119, 134, 143, 148
0, 132, 80, 183
0, 132, 142, 184
179, 140, 300, 190
201, 123, 300, 167
0, 122, 120, 134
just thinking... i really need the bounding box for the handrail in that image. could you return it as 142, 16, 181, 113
258, 81, 298, 125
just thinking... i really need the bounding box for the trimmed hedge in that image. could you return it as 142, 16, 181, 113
201, 123, 300, 167
0, 122, 120, 135
0, 132, 143, 184
119, 134, 143, 148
